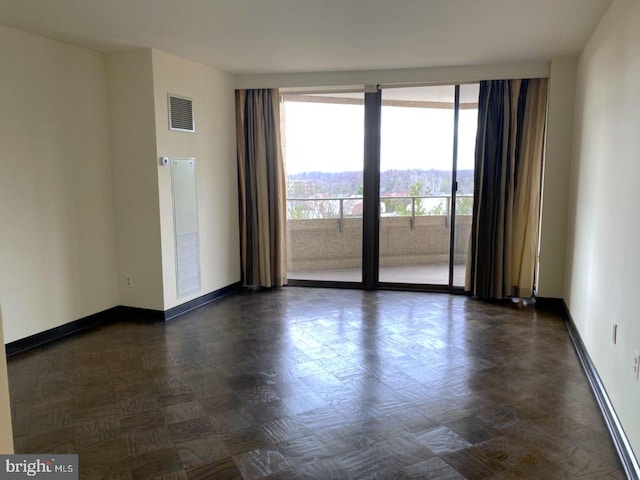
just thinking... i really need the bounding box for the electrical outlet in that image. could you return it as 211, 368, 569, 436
125, 276, 133, 288
634, 350, 640, 381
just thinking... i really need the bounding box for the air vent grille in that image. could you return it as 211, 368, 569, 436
168, 95, 194, 132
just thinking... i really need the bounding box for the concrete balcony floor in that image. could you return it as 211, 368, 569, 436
287, 262, 467, 286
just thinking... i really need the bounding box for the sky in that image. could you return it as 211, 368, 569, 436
283, 100, 478, 175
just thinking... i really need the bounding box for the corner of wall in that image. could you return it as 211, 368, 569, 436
150, 50, 240, 311
106, 49, 165, 311
536, 57, 578, 299
105, 48, 241, 313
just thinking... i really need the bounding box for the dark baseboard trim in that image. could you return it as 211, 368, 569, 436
286, 279, 363, 290
545, 297, 640, 480
113, 305, 165, 322
6, 307, 120, 357
163, 282, 242, 320
5, 282, 242, 357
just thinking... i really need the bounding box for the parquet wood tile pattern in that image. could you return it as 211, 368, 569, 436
7, 288, 625, 479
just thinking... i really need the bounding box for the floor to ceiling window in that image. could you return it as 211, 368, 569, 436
282, 84, 479, 291
378, 86, 456, 286
283, 93, 365, 283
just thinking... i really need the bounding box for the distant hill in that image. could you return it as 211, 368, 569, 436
287, 169, 474, 198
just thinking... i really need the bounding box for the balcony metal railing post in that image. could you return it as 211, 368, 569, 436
338, 198, 344, 233
445, 195, 451, 229
410, 197, 415, 230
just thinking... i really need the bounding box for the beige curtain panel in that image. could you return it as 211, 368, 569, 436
467, 78, 548, 300
235, 89, 287, 288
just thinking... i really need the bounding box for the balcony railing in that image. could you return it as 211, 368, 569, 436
286, 195, 473, 273
287, 194, 473, 231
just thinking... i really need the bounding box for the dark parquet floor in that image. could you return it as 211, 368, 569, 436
7, 288, 626, 479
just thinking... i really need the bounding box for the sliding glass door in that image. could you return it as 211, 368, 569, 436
283, 93, 364, 283
282, 84, 478, 290
378, 86, 455, 285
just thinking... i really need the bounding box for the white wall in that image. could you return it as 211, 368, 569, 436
0, 37, 239, 331
537, 58, 577, 298
0, 25, 119, 343
106, 50, 165, 310
566, 0, 640, 462
151, 50, 240, 310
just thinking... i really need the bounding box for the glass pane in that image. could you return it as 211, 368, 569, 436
282, 93, 364, 282
453, 83, 480, 287
379, 86, 455, 285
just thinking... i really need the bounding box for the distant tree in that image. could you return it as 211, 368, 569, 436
288, 202, 309, 219
456, 196, 473, 215
408, 181, 423, 197
409, 181, 427, 216
319, 199, 339, 218
392, 181, 428, 216
426, 202, 444, 215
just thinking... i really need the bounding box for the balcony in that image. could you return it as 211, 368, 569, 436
286, 195, 472, 285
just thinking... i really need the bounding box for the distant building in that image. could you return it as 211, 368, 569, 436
287, 179, 315, 197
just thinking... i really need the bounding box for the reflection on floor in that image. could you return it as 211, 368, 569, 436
288, 263, 467, 285
8, 288, 624, 479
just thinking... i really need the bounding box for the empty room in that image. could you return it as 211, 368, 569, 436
0, 0, 638, 478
